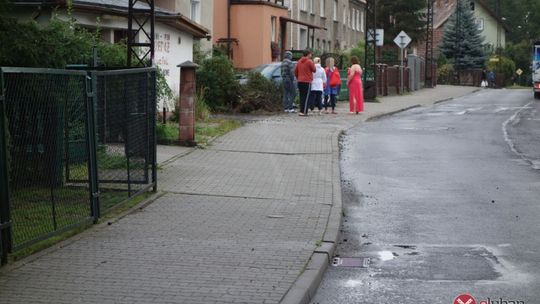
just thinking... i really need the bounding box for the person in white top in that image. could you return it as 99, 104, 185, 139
309, 57, 327, 115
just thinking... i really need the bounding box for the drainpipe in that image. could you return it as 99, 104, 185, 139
227, 0, 231, 59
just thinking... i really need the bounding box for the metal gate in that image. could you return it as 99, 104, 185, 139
0, 67, 157, 264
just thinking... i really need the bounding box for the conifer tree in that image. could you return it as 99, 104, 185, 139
440, 0, 486, 70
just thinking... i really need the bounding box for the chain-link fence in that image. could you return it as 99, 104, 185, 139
0, 67, 156, 263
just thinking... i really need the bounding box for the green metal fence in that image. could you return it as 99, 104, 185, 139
0, 67, 157, 263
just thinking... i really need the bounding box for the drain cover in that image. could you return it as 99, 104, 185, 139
332, 257, 370, 268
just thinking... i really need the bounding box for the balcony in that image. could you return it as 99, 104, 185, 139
230, 0, 286, 8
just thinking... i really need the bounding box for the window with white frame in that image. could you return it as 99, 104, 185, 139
190, 0, 201, 23
343, 6, 346, 25
360, 10, 364, 32
333, 0, 337, 21
350, 9, 354, 29
356, 9, 360, 31
271, 16, 277, 42
300, 0, 306, 11
310, 0, 314, 13
320, 0, 325, 17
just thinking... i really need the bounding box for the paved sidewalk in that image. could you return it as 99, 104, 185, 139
0, 86, 477, 304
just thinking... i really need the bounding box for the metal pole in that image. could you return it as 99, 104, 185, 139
400, 48, 404, 94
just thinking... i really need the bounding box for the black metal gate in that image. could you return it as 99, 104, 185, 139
0, 67, 157, 264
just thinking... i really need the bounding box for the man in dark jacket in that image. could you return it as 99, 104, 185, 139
294, 49, 316, 116
281, 51, 296, 113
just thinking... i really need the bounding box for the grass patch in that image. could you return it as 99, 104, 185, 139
156, 118, 242, 147
195, 118, 242, 147
8, 188, 153, 262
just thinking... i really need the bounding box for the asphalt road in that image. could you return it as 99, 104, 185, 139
312, 89, 540, 304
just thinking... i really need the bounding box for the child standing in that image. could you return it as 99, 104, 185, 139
309, 57, 326, 114
324, 57, 341, 114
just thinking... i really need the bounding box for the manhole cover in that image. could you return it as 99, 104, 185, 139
332, 257, 370, 268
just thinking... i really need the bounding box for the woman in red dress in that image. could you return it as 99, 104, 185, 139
347, 56, 364, 114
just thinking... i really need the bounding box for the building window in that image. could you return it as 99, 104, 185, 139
333, 0, 337, 21
190, 0, 201, 23
309, 0, 314, 13
271, 16, 277, 42
360, 10, 364, 32
320, 0, 325, 17
343, 6, 347, 25
350, 9, 353, 29
475, 18, 484, 31
470, 1, 475, 10
328, 41, 332, 51
300, 28, 308, 49
300, 0, 306, 11
355, 9, 360, 31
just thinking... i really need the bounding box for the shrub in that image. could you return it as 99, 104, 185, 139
236, 72, 282, 113
196, 55, 239, 111
487, 56, 516, 87
437, 63, 454, 85
156, 123, 178, 142
195, 89, 211, 121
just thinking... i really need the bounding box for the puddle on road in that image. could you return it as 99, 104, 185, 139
333, 245, 508, 282
378, 251, 395, 261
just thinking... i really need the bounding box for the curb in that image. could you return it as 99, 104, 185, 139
365, 104, 422, 122
279, 130, 344, 304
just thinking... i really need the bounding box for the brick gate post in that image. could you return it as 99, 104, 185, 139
177, 61, 198, 147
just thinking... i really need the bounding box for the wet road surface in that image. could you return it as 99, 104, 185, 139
312, 89, 540, 304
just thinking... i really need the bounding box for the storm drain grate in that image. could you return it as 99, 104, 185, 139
332, 257, 370, 268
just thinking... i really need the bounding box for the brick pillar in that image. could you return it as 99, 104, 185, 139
177, 61, 198, 147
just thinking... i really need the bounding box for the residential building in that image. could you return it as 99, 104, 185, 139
213, 0, 292, 69
416, 0, 509, 57
9, 0, 210, 103
285, 0, 366, 53
156, 0, 214, 52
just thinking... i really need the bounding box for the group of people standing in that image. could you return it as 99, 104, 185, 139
281, 50, 364, 116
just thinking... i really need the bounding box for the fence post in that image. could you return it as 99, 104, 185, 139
177, 61, 198, 147
150, 70, 157, 192
0, 69, 12, 265
86, 72, 100, 222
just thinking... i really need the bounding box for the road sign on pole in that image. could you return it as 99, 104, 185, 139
394, 31, 411, 94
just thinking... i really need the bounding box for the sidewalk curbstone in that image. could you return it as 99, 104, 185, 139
365, 104, 422, 122
279, 253, 329, 304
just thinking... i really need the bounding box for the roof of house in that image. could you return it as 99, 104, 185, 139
11, 0, 211, 39
434, 0, 510, 33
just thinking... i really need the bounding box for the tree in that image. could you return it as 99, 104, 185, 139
376, 0, 427, 44
439, 0, 486, 70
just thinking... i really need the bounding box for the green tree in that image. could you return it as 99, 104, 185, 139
376, 0, 427, 44
440, 0, 486, 70
483, 0, 540, 43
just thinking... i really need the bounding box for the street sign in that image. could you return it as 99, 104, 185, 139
367, 29, 384, 46
516, 68, 523, 75
376, 29, 384, 46
393, 30, 412, 49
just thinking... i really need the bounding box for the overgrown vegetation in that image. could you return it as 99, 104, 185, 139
236, 72, 282, 113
